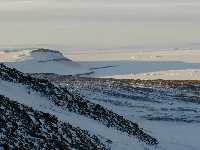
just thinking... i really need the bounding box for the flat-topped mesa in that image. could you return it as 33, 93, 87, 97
2, 48, 90, 75
31, 48, 61, 53
31, 48, 72, 62
0, 64, 159, 145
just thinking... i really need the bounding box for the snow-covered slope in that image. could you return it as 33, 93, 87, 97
42, 75, 200, 150
0, 64, 158, 150
1, 48, 92, 75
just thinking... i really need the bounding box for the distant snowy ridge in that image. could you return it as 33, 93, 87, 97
103, 69, 200, 80
31, 48, 72, 62
1, 48, 92, 75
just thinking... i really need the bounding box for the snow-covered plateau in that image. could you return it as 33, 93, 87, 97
0, 48, 92, 75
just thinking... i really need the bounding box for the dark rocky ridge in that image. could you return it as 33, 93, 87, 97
0, 64, 158, 145
36, 74, 200, 92
36, 74, 200, 104
0, 95, 109, 150
32, 73, 200, 124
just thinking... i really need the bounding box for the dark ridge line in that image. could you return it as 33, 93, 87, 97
0, 63, 158, 145
30, 73, 200, 88
143, 115, 200, 124
90, 65, 119, 70
52, 75, 200, 103
31, 48, 61, 54
38, 58, 72, 63
75, 71, 95, 76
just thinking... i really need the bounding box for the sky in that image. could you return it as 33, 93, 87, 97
0, 0, 200, 51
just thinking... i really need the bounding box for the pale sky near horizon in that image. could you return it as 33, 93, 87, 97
1, 0, 200, 51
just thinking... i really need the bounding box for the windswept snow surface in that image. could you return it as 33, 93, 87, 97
51, 76, 200, 150
0, 63, 200, 149
0, 78, 157, 149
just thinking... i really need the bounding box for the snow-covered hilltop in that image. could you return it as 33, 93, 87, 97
0, 64, 159, 149
31, 48, 72, 62
1, 48, 92, 75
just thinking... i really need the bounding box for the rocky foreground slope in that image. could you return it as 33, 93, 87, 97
0, 95, 108, 150
31, 72, 200, 150
0, 64, 158, 149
